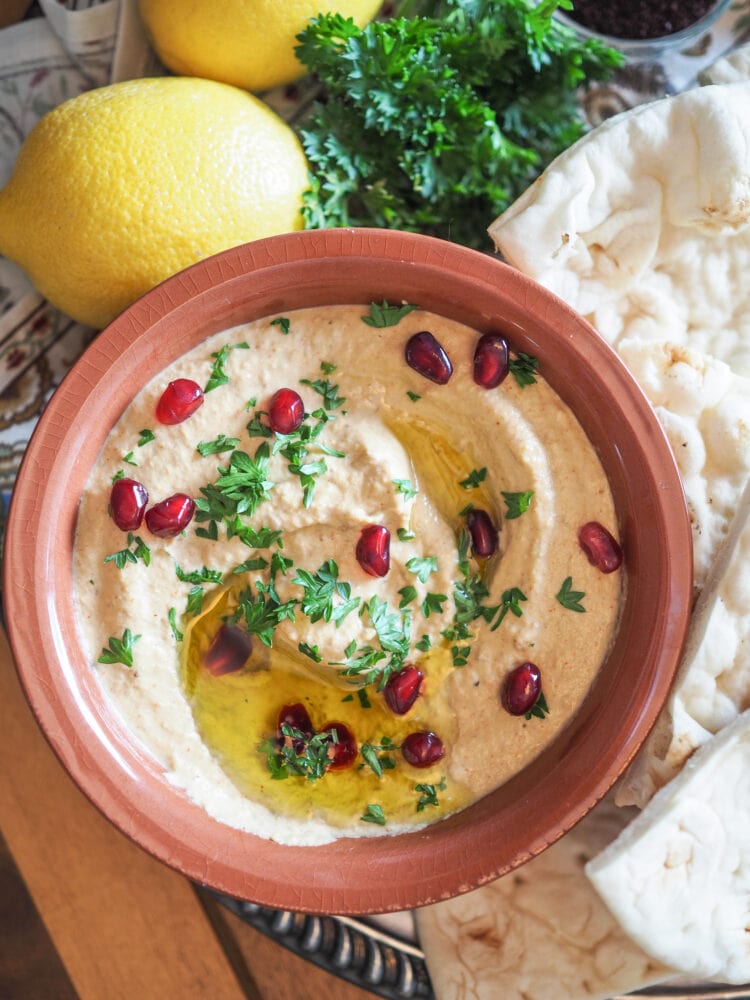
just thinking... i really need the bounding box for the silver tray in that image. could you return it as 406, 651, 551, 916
213, 894, 750, 1000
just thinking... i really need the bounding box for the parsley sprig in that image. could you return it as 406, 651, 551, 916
292, 559, 360, 625
509, 352, 539, 388
103, 533, 151, 570
98, 628, 140, 668
556, 576, 586, 612
259, 724, 335, 782
194, 445, 274, 530
360, 301, 417, 327
296, 3, 622, 249
204, 343, 249, 392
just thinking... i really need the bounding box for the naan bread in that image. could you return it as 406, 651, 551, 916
489, 82, 750, 377
416, 798, 670, 1000
587, 711, 750, 984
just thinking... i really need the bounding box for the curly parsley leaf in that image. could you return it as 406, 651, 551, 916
360, 300, 417, 328
194, 446, 274, 525
296, 4, 622, 249
502, 490, 534, 519
556, 576, 586, 612
98, 628, 140, 668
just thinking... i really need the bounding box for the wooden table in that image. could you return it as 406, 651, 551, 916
0, 626, 374, 999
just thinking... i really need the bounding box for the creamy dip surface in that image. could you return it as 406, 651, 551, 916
74, 305, 622, 845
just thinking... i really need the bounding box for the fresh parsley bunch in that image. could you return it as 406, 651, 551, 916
295, 0, 622, 249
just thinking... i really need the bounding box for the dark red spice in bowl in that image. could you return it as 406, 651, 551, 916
566, 0, 724, 41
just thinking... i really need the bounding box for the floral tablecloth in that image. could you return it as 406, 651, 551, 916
1, 0, 750, 550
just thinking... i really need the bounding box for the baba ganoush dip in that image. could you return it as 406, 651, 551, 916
74, 304, 623, 846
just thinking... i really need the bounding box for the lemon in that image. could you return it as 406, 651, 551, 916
0, 77, 309, 329
138, 0, 383, 93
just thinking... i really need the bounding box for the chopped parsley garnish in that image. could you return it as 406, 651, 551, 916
393, 478, 417, 500
185, 585, 205, 617
299, 641, 322, 663
406, 391, 421, 403
260, 725, 335, 782
337, 595, 410, 688
406, 555, 438, 584
421, 592, 447, 618
361, 803, 387, 825
442, 529, 499, 666
320, 361, 337, 375
231, 580, 297, 647
356, 687, 371, 709
204, 342, 249, 393
137, 429, 155, 447
360, 738, 399, 778
104, 533, 151, 570
459, 467, 487, 490
415, 634, 432, 652
194, 446, 274, 528
490, 587, 527, 631
226, 522, 283, 549
415, 777, 447, 812
175, 564, 223, 585
398, 585, 418, 609
167, 608, 183, 643
526, 691, 550, 721
196, 434, 241, 456
299, 376, 346, 411
111, 469, 125, 483
270, 317, 291, 334
98, 628, 140, 668
556, 576, 586, 613
122, 451, 137, 466
397, 527, 415, 542
293, 559, 360, 625
246, 411, 273, 438
509, 352, 539, 388
502, 490, 534, 519
360, 300, 417, 328
233, 556, 270, 575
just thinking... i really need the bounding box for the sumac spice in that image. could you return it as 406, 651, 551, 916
566, 0, 720, 40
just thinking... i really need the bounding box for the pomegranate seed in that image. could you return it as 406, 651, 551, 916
203, 624, 252, 676
401, 731, 445, 768
155, 379, 204, 425
473, 333, 509, 388
502, 662, 542, 716
145, 493, 195, 537
109, 477, 148, 531
578, 521, 623, 573
356, 524, 390, 577
320, 721, 358, 770
277, 702, 314, 737
405, 331, 453, 385
384, 665, 424, 715
466, 508, 498, 558
268, 387, 304, 434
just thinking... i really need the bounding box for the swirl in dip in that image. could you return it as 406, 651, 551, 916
74, 304, 622, 845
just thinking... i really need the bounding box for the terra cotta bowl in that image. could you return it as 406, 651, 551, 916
2, 229, 692, 914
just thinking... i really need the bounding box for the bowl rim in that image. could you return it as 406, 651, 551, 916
2, 228, 693, 914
